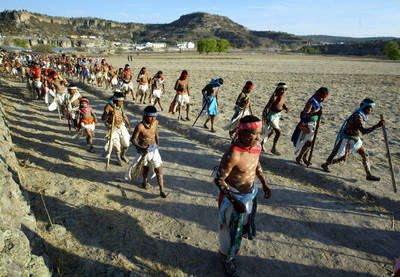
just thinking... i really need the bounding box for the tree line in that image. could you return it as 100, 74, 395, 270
197, 39, 230, 54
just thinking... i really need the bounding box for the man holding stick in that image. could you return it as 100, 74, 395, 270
321, 98, 384, 181
102, 92, 132, 166
291, 87, 328, 166
126, 106, 167, 198
199, 78, 223, 132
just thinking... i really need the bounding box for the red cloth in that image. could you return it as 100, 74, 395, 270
230, 141, 262, 154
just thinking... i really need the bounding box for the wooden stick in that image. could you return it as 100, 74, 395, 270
106, 107, 116, 169
380, 114, 397, 193
306, 113, 321, 167
192, 98, 208, 127
40, 191, 53, 228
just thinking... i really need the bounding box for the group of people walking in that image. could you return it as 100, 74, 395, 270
0, 49, 390, 276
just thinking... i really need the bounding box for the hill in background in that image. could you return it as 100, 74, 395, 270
0, 10, 307, 49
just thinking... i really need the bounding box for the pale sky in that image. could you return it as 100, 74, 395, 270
2, 0, 400, 37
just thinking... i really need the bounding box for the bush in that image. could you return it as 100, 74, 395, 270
14, 39, 29, 49
197, 38, 229, 54
301, 46, 321, 55
382, 41, 400, 60
32, 44, 55, 54
115, 47, 124, 53
216, 39, 230, 53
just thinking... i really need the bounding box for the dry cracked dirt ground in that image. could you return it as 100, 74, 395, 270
0, 75, 399, 277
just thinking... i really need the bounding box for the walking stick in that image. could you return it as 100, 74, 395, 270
192, 98, 208, 127
306, 113, 321, 167
106, 107, 116, 169
380, 114, 397, 193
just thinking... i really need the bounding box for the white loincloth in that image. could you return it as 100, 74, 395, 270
294, 122, 315, 154
261, 112, 282, 143
104, 124, 130, 157
333, 137, 363, 160
138, 84, 148, 93
111, 77, 118, 86
125, 147, 162, 181
33, 80, 42, 89
223, 106, 250, 131
122, 82, 134, 92
152, 89, 163, 99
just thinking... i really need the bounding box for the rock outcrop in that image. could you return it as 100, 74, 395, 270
0, 100, 51, 276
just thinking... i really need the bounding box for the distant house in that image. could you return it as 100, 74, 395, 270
152, 42, 167, 49
89, 36, 96, 39
70, 35, 78, 39
177, 41, 195, 49
80, 35, 88, 39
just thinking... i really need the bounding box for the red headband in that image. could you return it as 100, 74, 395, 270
80, 97, 89, 103
238, 121, 262, 131
183, 74, 188, 77
322, 93, 328, 98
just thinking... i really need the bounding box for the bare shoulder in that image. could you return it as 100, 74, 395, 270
223, 147, 241, 164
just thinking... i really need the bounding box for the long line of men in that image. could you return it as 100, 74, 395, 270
0, 49, 388, 276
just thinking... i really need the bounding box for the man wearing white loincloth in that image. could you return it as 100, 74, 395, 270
126, 106, 167, 198
261, 82, 289, 155
224, 81, 254, 138
136, 67, 150, 103
64, 86, 82, 129
321, 98, 384, 181
150, 71, 165, 111
172, 70, 191, 121
121, 64, 134, 100
102, 92, 132, 166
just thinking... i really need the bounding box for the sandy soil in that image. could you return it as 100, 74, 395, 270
0, 53, 399, 276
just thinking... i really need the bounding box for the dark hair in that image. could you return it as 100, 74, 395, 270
181, 70, 188, 75
144, 105, 157, 114
245, 81, 253, 87
125, 64, 129, 68
240, 115, 261, 124
360, 98, 374, 107
157, 71, 162, 75
317, 87, 328, 95
217, 78, 224, 85
113, 92, 125, 101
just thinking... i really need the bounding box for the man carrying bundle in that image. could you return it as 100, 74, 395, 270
224, 81, 254, 138
261, 82, 289, 155
200, 78, 223, 132
321, 98, 384, 181
214, 115, 271, 276
127, 106, 167, 198
291, 87, 328, 165
102, 92, 132, 166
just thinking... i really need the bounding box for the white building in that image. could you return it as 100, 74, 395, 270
177, 41, 195, 49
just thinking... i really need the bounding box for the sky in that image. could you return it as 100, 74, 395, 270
2, 0, 400, 37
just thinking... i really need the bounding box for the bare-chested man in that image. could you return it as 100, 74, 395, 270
214, 115, 271, 276
136, 67, 149, 103
291, 87, 328, 166
173, 70, 190, 121
102, 92, 132, 166
121, 64, 134, 100
150, 71, 165, 111
76, 97, 97, 152
224, 81, 254, 138
126, 106, 167, 198
261, 82, 289, 155
321, 98, 384, 181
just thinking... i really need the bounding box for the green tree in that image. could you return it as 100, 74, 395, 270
116, 47, 124, 53
382, 41, 400, 60
197, 39, 205, 54
32, 44, 55, 54
13, 39, 29, 49
216, 39, 230, 53
205, 39, 217, 54
281, 44, 287, 52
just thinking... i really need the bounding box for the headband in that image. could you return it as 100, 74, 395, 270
245, 84, 254, 89
144, 112, 158, 117
68, 86, 78, 90
238, 121, 262, 131
80, 97, 89, 103
361, 101, 375, 108
182, 74, 188, 77
113, 97, 124, 101
277, 84, 287, 89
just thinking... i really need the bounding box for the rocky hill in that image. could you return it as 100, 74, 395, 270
303, 35, 398, 44
0, 10, 307, 48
